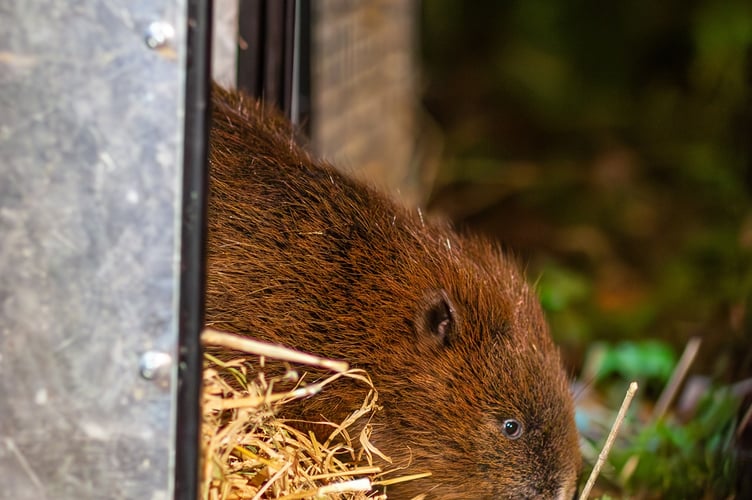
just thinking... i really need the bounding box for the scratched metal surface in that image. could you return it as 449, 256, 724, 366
0, 1, 186, 499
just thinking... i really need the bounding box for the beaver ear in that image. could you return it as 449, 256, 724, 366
415, 289, 456, 346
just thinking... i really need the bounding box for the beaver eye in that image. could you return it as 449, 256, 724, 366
501, 418, 523, 440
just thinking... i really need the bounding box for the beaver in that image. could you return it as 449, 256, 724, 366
205, 85, 582, 499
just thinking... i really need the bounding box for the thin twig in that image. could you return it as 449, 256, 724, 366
579, 381, 639, 500
652, 337, 701, 421
251, 460, 292, 500
375, 472, 433, 486
5, 438, 46, 497
201, 328, 349, 372
737, 401, 752, 439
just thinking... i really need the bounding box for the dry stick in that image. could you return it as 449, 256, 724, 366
652, 337, 702, 421
317, 478, 373, 494
738, 401, 752, 439
205, 371, 352, 411
732, 377, 752, 440
275, 478, 373, 500
375, 472, 433, 487
201, 328, 349, 372
579, 381, 639, 500
252, 459, 292, 500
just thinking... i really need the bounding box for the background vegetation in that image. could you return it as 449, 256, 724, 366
420, 1, 752, 497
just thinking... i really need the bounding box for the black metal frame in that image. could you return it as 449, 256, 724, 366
237, 0, 310, 130
175, 0, 212, 498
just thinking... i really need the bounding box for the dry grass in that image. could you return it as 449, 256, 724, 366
201, 329, 426, 499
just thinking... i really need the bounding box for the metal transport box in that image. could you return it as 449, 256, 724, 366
0, 1, 204, 498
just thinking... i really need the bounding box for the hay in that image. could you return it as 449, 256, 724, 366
201, 329, 423, 499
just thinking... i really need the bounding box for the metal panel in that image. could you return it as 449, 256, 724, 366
0, 1, 188, 499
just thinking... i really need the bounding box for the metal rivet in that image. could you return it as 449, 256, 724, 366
144, 21, 175, 50
139, 350, 172, 380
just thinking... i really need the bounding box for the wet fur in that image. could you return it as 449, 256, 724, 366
206, 85, 581, 499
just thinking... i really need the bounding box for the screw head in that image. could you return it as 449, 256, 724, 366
144, 21, 175, 50
139, 350, 172, 380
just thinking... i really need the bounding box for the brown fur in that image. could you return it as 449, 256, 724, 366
206, 85, 581, 499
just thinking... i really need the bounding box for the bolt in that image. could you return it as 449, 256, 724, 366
139, 350, 172, 380
144, 21, 175, 50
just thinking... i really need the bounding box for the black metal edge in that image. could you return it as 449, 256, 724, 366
262, 0, 285, 107
282, 0, 296, 118
237, 0, 263, 96
175, 0, 212, 498
236, 0, 309, 127
293, 0, 311, 133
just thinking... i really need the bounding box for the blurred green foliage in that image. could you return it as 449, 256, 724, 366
611, 387, 738, 498
422, 0, 752, 372
588, 340, 677, 386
